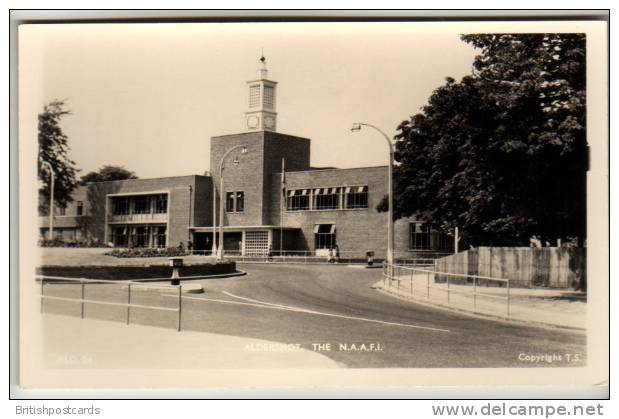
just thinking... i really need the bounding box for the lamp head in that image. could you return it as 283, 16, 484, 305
351, 123, 362, 132
241, 146, 248, 154
233, 157, 240, 166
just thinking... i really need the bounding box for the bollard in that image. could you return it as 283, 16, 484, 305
366, 251, 375, 267
169, 257, 183, 286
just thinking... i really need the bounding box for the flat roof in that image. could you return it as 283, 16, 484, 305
80, 173, 210, 186
273, 165, 388, 175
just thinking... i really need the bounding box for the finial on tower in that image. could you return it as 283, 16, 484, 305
256, 49, 268, 80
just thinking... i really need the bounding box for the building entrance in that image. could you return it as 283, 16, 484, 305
193, 232, 213, 255
223, 232, 243, 255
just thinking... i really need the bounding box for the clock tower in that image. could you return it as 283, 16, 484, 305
245, 54, 277, 132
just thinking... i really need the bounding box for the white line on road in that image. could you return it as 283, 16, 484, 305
180, 291, 450, 333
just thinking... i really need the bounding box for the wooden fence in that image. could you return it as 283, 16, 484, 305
434, 247, 586, 289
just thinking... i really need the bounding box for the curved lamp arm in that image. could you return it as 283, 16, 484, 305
351, 122, 394, 154
219, 145, 248, 177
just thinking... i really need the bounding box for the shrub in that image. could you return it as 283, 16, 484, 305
105, 247, 190, 258
38, 237, 108, 248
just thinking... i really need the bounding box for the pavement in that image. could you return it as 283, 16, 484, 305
374, 272, 586, 330
40, 313, 340, 369
40, 263, 587, 368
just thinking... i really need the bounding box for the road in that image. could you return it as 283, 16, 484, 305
42, 263, 586, 368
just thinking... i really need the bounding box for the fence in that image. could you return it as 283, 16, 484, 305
188, 249, 444, 266
37, 275, 183, 331
382, 262, 512, 317
434, 247, 586, 288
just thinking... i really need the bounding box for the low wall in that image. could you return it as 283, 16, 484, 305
36, 261, 237, 281
434, 247, 586, 289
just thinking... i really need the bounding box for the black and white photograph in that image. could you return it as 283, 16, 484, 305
13, 13, 609, 395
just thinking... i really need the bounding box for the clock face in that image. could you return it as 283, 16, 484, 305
264, 116, 275, 129
247, 115, 259, 129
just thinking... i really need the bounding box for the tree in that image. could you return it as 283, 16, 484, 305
390, 34, 587, 246
38, 100, 78, 213
80, 165, 138, 184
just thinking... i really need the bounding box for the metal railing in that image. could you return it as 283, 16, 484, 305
37, 275, 184, 331
187, 249, 439, 266
382, 263, 511, 316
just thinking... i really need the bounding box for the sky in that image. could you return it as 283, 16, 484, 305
23, 22, 479, 178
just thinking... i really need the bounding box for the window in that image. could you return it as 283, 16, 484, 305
409, 223, 453, 251
344, 186, 368, 209
226, 191, 244, 212
226, 192, 235, 212
314, 224, 336, 249
409, 223, 430, 250
313, 187, 340, 210
153, 194, 167, 213
113, 197, 130, 215
249, 85, 260, 108
133, 196, 150, 214
112, 226, 129, 247
286, 189, 310, 211
130, 226, 149, 247
76, 201, 84, 216
263, 85, 275, 108
56, 206, 66, 216
154, 226, 167, 248
236, 192, 244, 212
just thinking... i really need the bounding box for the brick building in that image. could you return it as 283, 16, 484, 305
39, 57, 453, 258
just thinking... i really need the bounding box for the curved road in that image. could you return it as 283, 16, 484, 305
178, 264, 586, 368
43, 263, 586, 368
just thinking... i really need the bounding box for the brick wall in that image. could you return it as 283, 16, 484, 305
210, 132, 266, 226
262, 131, 311, 225
265, 166, 424, 258
210, 131, 311, 227
40, 175, 212, 246
267, 166, 385, 257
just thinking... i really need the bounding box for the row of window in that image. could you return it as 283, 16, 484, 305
111, 225, 167, 248
287, 186, 369, 211
112, 194, 168, 215
58, 186, 367, 217
314, 223, 452, 251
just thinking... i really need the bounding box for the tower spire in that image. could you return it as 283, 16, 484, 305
246, 51, 277, 132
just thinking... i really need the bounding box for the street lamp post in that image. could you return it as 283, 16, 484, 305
351, 123, 395, 273
41, 161, 55, 240
215, 145, 248, 260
